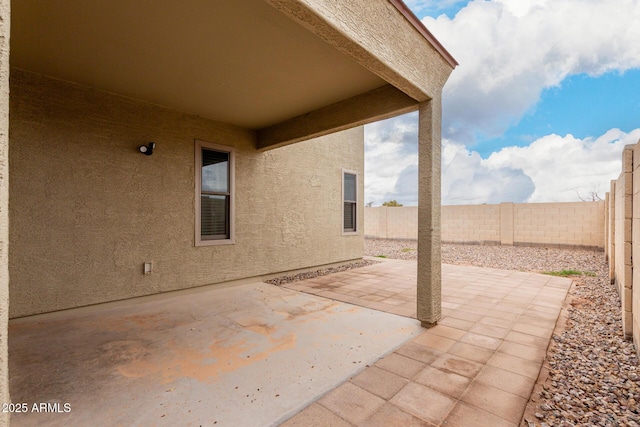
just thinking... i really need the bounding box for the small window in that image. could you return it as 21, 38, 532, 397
343, 170, 358, 234
195, 140, 235, 246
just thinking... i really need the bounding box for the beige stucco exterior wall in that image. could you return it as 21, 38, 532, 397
614, 146, 633, 339
9, 70, 365, 318
0, 0, 9, 421
366, 201, 605, 249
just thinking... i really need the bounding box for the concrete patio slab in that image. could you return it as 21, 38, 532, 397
9, 258, 572, 427
9, 282, 423, 427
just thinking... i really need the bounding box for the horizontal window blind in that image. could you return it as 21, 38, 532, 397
344, 172, 357, 232
201, 195, 229, 239
344, 202, 356, 231
344, 173, 356, 202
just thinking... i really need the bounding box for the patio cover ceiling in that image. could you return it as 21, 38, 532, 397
10, 0, 455, 148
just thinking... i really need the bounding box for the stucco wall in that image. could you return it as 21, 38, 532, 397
0, 0, 9, 421
9, 70, 364, 318
366, 201, 605, 249
268, 0, 454, 101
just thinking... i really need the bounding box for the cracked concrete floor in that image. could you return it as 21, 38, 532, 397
9, 282, 422, 426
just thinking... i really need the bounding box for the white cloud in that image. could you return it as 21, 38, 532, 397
422, 0, 640, 141
381, 147, 535, 206
365, 1, 640, 206
441, 140, 534, 205
485, 128, 640, 202
383, 164, 419, 206
364, 113, 419, 206
365, 124, 640, 206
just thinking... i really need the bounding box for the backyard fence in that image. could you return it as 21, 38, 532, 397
366, 136, 640, 356
607, 143, 639, 345
365, 201, 605, 249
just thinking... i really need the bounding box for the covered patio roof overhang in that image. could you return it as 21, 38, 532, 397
8, 0, 456, 323
0, 0, 456, 418
10, 0, 456, 148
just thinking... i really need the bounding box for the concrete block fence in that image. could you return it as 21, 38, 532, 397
606, 141, 640, 347
366, 139, 640, 356
365, 201, 605, 250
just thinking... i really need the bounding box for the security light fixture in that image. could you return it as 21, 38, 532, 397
139, 142, 156, 155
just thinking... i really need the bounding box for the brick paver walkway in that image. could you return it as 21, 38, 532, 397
281, 258, 571, 427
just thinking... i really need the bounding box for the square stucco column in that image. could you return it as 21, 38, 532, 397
417, 98, 442, 327
0, 0, 9, 423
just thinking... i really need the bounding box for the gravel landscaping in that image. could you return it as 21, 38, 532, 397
264, 259, 378, 286
366, 238, 640, 427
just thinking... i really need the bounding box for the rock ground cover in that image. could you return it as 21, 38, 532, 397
264, 260, 378, 286
366, 238, 640, 427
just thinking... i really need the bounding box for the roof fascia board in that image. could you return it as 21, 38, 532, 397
388, 0, 457, 68
264, 0, 454, 101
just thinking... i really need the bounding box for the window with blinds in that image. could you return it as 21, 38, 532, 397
196, 141, 234, 245
343, 171, 357, 233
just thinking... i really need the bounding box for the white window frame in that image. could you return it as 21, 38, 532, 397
195, 140, 235, 246
342, 169, 359, 235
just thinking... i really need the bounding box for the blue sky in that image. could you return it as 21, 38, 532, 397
477, 69, 640, 158
364, 0, 640, 205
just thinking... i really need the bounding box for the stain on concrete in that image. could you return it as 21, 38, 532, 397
117, 331, 297, 384
9, 282, 421, 426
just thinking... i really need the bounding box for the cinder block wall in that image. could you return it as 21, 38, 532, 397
389, 206, 419, 240
613, 146, 634, 339
633, 145, 640, 347
604, 192, 610, 261
606, 140, 640, 349
608, 181, 616, 283
442, 204, 501, 244
366, 201, 605, 249
513, 202, 605, 248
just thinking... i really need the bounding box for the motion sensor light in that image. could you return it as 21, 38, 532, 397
138, 142, 156, 156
